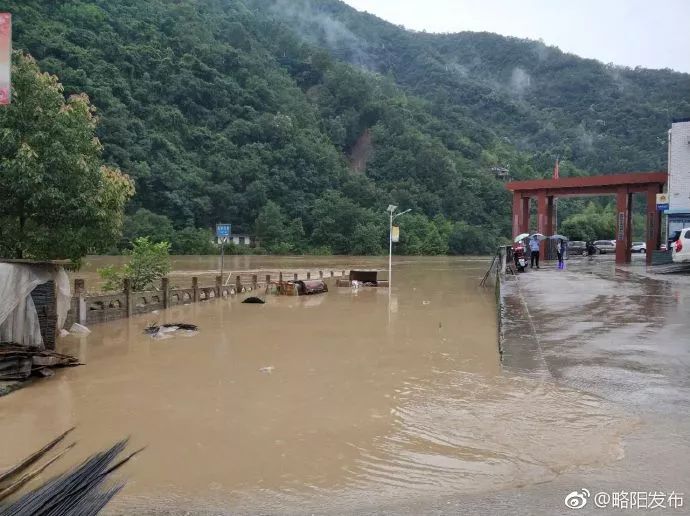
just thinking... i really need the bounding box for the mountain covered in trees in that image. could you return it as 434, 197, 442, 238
5, 0, 689, 254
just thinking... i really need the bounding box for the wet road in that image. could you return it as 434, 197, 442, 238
421, 258, 690, 516
0, 258, 638, 514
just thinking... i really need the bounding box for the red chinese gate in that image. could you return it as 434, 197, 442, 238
506, 172, 668, 265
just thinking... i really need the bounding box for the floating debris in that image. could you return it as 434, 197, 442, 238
259, 366, 275, 374
242, 297, 265, 304
144, 323, 199, 339
0, 343, 81, 382
69, 323, 91, 335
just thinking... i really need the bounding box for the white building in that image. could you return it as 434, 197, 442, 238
667, 118, 690, 239
217, 234, 253, 246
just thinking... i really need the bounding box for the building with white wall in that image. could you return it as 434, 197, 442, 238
667, 118, 690, 236
216, 234, 253, 246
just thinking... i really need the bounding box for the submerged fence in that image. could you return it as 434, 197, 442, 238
66, 269, 349, 328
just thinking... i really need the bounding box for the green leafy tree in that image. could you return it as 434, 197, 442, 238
449, 223, 498, 255
171, 227, 215, 255
0, 52, 134, 261
99, 237, 171, 291
352, 222, 385, 255
123, 209, 175, 247
560, 202, 616, 242
254, 201, 287, 251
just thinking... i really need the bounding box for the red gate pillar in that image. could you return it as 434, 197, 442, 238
537, 193, 553, 256
615, 188, 633, 264
512, 192, 521, 237
521, 196, 530, 234
645, 184, 662, 265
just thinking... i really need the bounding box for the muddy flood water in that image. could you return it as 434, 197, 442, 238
0, 257, 634, 514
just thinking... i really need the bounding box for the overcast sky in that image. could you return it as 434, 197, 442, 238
342, 0, 690, 73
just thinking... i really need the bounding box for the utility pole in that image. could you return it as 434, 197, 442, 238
386, 205, 410, 289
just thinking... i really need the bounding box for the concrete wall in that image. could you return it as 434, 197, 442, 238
669, 120, 690, 212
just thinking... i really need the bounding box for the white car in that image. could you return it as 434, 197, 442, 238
631, 241, 647, 253
672, 228, 690, 263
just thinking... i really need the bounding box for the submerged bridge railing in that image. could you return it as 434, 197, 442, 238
66, 269, 350, 328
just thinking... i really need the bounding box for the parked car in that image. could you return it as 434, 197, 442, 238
672, 228, 690, 263
567, 241, 588, 256
631, 242, 647, 253
593, 240, 616, 254
668, 230, 682, 251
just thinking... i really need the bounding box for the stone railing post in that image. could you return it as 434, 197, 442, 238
279, 272, 283, 283
123, 278, 133, 318
215, 275, 222, 297
74, 279, 86, 325
319, 271, 323, 279
235, 275, 242, 292
251, 274, 258, 289
330, 271, 334, 278
265, 274, 271, 286
162, 277, 170, 309
192, 277, 199, 303
293, 273, 298, 281
307, 271, 311, 279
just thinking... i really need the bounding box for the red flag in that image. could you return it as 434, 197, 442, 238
0, 13, 10, 106
553, 158, 559, 180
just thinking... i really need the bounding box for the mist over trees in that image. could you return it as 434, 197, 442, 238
5, 0, 687, 255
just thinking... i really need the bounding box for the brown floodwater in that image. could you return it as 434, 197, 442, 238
0, 257, 633, 513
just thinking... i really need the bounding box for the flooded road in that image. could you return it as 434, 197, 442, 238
0, 258, 633, 514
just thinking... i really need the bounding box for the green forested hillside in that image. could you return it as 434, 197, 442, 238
256, 0, 689, 172
4, 0, 688, 255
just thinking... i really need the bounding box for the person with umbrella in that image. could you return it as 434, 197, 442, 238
550, 234, 568, 269
556, 239, 565, 268
529, 234, 542, 269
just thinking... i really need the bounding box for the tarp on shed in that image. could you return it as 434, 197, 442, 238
0, 264, 70, 348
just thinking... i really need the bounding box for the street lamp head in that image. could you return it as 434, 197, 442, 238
387, 204, 398, 214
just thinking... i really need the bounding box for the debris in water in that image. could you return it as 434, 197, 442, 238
422, 300, 431, 305
59, 329, 70, 337
243, 296, 265, 304
259, 366, 275, 374
0, 343, 81, 381
144, 323, 199, 339
69, 323, 91, 335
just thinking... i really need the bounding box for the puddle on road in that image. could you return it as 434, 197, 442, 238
0, 258, 632, 513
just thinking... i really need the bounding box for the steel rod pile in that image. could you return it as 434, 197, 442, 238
0, 429, 143, 516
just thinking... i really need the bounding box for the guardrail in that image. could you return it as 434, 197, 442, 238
66, 270, 349, 327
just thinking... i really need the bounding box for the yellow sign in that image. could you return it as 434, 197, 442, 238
391, 225, 400, 243
656, 193, 669, 204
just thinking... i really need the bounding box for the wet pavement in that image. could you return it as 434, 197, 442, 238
431, 257, 690, 516
1, 257, 688, 514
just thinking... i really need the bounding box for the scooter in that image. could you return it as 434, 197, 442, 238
513, 244, 527, 272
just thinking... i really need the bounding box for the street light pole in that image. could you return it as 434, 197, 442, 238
387, 205, 410, 290
389, 208, 393, 288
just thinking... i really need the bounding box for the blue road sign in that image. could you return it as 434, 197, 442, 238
216, 223, 231, 238
657, 203, 669, 211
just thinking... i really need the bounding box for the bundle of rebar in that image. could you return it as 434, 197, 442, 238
0, 428, 143, 516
